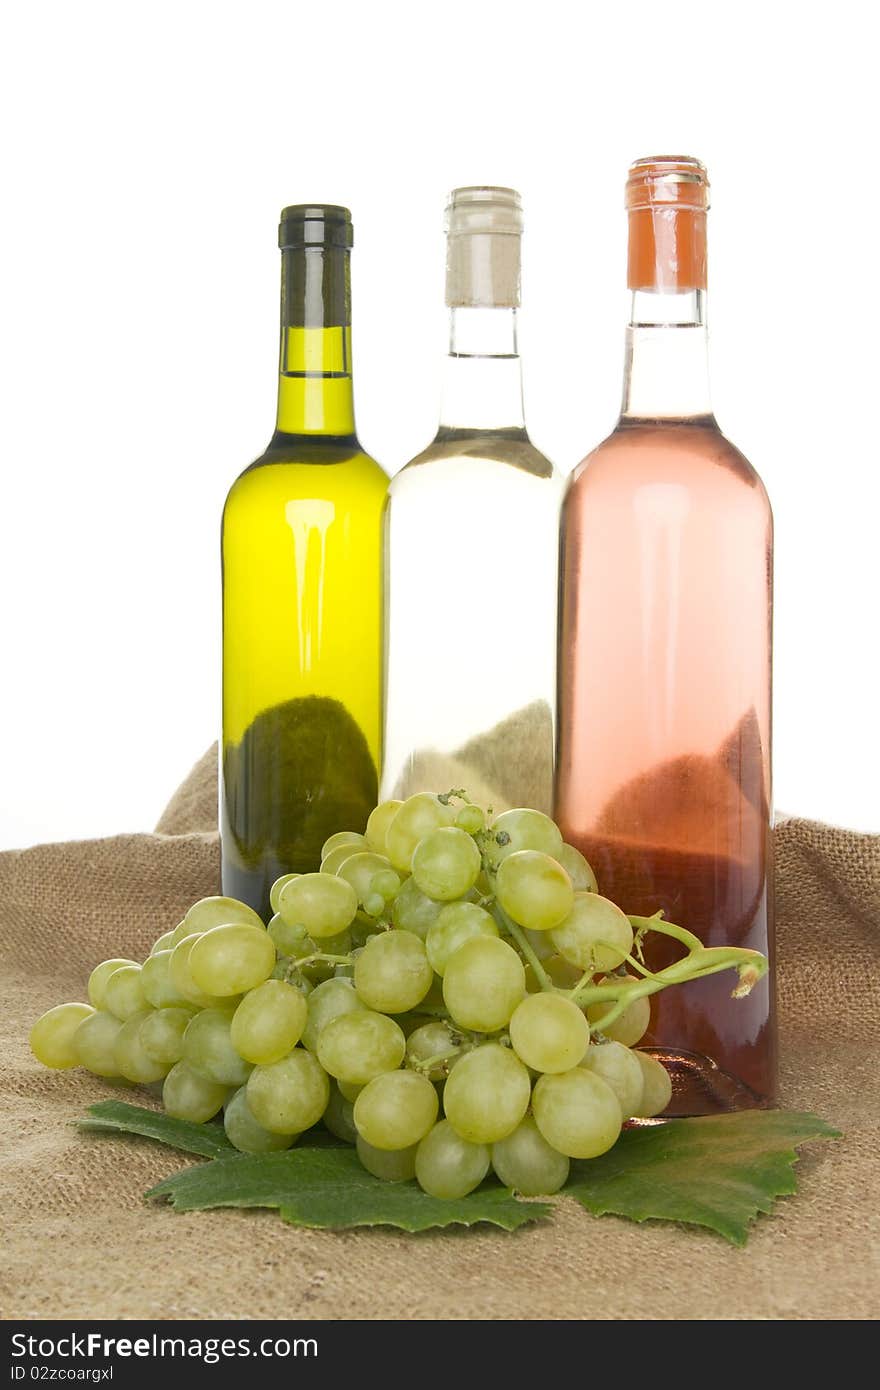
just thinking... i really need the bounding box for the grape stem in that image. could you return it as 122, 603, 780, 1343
490, 904, 555, 992
571, 934, 769, 1035
629, 912, 703, 954
409, 1049, 462, 1075
282, 951, 354, 987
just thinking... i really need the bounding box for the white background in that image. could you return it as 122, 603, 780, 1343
1, 0, 877, 848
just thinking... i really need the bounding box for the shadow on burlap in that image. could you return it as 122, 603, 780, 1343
1, 748, 878, 1321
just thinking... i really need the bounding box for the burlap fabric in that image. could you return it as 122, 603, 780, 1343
2, 749, 878, 1321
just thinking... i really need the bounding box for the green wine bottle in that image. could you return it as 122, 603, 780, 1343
221, 205, 387, 918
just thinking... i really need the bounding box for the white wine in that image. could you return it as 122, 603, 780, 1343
222, 207, 387, 917
381, 189, 562, 813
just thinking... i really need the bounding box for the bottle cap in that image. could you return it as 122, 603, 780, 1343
279, 205, 353, 249
445, 186, 523, 308
625, 157, 709, 291
626, 157, 709, 211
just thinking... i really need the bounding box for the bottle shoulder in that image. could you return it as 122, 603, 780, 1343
223, 439, 388, 518
393, 429, 559, 484
566, 419, 770, 511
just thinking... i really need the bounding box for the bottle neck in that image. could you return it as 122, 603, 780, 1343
621, 288, 713, 422
438, 306, 526, 434
274, 245, 355, 439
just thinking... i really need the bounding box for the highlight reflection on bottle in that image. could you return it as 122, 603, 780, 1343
556, 158, 777, 1115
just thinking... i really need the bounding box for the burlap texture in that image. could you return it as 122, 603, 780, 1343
1, 749, 878, 1321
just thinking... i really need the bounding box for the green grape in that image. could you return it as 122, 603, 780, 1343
580, 1040, 644, 1117
323, 1083, 359, 1143
442, 1042, 531, 1144
557, 843, 599, 894
353, 930, 433, 1014
532, 1068, 622, 1158
631, 1051, 673, 1118
163, 1060, 228, 1122
488, 808, 563, 866
150, 930, 176, 955
271, 959, 314, 994
317, 1010, 406, 1085
441, 937, 525, 1032
509, 993, 590, 1073
230, 980, 307, 1065
114, 1011, 170, 1084
523, 963, 544, 994
87, 958, 138, 1010
169, 935, 229, 1009
372, 868, 402, 901
140, 1006, 194, 1067
269, 873, 300, 916
587, 981, 651, 1046
494, 851, 574, 932
522, 927, 555, 961
353, 1069, 439, 1150
317, 928, 352, 954
356, 1136, 418, 1182
550, 893, 633, 972
390, 877, 445, 940
246, 1048, 330, 1134
30, 1002, 94, 1069
321, 830, 366, 861
455, 804, 485, 835
363, 892, 386, 919
320, 843, 361, 876
365, 800, 403, 856
385, 793, 455, 873
544, 954, 584, 989
183, 1007, 253, 1086
405, 1020, 463, 1081
491, 1115, 570, 1195
426, 902, 499, 976
301, 977, 365, 1053
268, 913, 311, 958
189, 924, 275, 997
103, 965, 147, 1021
278, 872, 358, 938
336, 852, 394, 908
415, 1120, 490, 1199
223, 1085, 295, 1153
172, 896, 264, 946
74, 1009, 124, 1076
411, 827, 481, 902
338, 1078, 364, 1102
141, 950, 189, 1009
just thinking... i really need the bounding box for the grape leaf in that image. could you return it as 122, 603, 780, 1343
83, 1103, 838, 1241
147, 1147, 551, 1232
78, 1100, 344, 1156
566, 1110, 840, 1245
79, 1101, 235, 1157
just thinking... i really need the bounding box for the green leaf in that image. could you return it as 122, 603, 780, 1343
147, 1146, 551, 1232
79, 1100, 346, 1157
79, 1101, 235, 1158
566, 1110, 840, 1245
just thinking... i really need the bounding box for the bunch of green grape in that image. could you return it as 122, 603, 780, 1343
30, 793, 674, 1200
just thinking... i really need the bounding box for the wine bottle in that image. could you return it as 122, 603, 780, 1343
556, 158, 776, 1115
222, 205, 387, 918
381, 187, 562, 813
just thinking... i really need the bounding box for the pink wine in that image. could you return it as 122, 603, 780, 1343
556, 158, 776, 1115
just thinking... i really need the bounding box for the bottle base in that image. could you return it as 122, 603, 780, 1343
639, 1046, 773, 1118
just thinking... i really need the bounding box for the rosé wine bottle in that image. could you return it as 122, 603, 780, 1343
556, 158, 776, 1115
